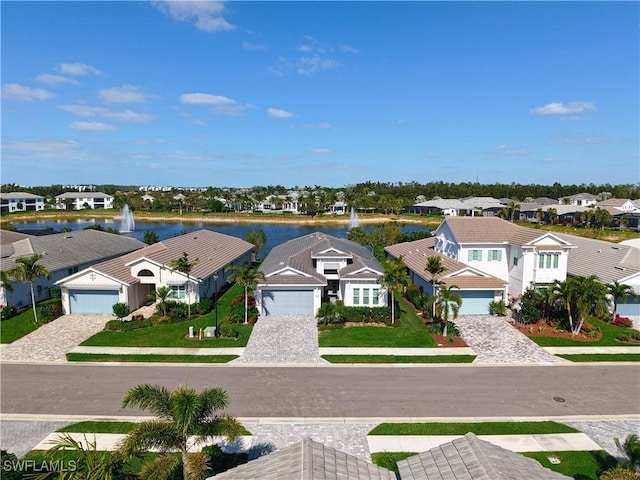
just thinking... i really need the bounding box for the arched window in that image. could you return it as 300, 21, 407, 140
138, 269, 154, 277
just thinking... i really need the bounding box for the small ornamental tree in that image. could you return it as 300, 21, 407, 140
112, 302, 130, 321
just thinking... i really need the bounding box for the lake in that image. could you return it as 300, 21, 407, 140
12, 218, 430, 257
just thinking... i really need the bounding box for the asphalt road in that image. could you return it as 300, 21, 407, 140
2, 363, 639, 418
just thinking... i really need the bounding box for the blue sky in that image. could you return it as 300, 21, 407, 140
2, 1, 638, 188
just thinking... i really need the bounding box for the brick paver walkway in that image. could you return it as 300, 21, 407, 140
0, 314, 111, 362
452, 315, 568, 364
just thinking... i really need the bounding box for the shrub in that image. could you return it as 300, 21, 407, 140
112, 302, 130, 320
0, 450, 22, 480
489, 300, 507, 316
339, 306, 393, 325
105, 318, 152, 331
599, 466, 637, 480
516, 288, 542, 324
168, 302, 189, 322
201, 445, 248, 476
227, 296, 257, 324
37, 302, 63, 323
49, 286, 61, 299
613, 315, 633, 328
196, 297, 214, 315
405, 284, 421, 304
218, 321, 239, 339
0, 305, 18, 321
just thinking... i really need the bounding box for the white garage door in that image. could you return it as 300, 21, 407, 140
261, 290, 314, 316
70, 289, 119, 314
458, 290, 494, 315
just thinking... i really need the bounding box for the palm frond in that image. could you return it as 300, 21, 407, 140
139, 454, 180, 480
122, 384, 173, 419
186, 452, 211, 480
196, 387, 230, 417
171, 387, 202, 434
195, 416, 244, 444
118, 421, 182, 457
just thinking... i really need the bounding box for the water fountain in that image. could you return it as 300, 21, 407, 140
349, 207, 359, 230
119, 204, 135, 233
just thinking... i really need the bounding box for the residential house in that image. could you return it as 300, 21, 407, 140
560, 192, 597, 207
406, 197, 504, 217
1, 230, 145, 309
254, 194, 301, 214
431, 217, 575, 298
55, 192, 114, 210
595, 198, 639, 213
57, 230, 253, 314
556, 233, 640, 316
0, 192, 45, 213
386, 237, 507, 314
207, 434, 569, 480
256, 232, 387, 316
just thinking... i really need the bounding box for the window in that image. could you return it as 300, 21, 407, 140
171, 285, 186, 299
67, 266, 79, 276
373, 288, 379, 305
538, 253, 560, 269
363, 289, 370, 305
353, 288, 360, 305
553, 254, 559, 269
468, 249, 482, 261
488, 250, 502, 261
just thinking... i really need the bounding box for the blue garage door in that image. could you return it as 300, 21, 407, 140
70, 290, 119, 314
617, 296, 640, 316
261, 290, 314, 316
458, 290, 494, 315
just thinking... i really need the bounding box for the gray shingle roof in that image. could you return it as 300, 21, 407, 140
0, 192, 45, 200
259, 232, 383, 286
1, 230, 145, 273
55, 192, 113, 199
396, 433, 571, 480
209, 437, 396, 480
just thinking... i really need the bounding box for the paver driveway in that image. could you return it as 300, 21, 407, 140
0, 314, 110, 362
233, 314, 326, 365
452, 314, 568, 364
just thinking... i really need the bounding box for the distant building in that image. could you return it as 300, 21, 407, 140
55, 192, 114, 210
0, 192, 45, 213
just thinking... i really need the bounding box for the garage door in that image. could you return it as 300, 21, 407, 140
70, 290, 119, 314
458, 290, 494, 315
261, 290, 314, 316
617, 296, 640, 317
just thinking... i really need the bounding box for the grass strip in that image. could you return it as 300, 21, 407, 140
368, 421, 579, 436
322, 355, 476, 364
522, 450, 616, 480
557, 353, 640, 362
370, 452, 416, 473
66, 353, 238, 363
57, 421, 251, 436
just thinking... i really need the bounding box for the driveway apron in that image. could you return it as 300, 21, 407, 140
452, 315, 567, 364
233, 315, 326, 365
0, 314, 110, 362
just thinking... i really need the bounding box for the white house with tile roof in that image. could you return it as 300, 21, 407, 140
386, 237, 507, 314
1, 230, 145, 310
57, 230, 253, 315
256, 232, 387, 316
432, 217, 575, 298
55, 192, 114, 210
0, 192, 46, 213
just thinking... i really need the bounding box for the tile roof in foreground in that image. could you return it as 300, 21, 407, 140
209, 437, 396, 480
397, 433, 572, 480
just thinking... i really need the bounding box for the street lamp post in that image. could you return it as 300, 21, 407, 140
213, 272, 219, 338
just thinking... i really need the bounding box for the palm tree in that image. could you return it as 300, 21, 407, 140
435, 285, 462, 336
9, 254, 49, 324
607, 281, 638, 318
550, 276, 608, 335
508, 200, 521, 222
119, 384, 243, 480
149, 286, 174, 317
378, 256, 408, 324
1, 270, 14, 308
168, 252, 199, 318
425, 256, 447, 319
547, 207, 558, 225
549, 278, 578, 334
615, 434, 640, 470
225, 262, 265, 324
534, 208, 545, 224
244, 229, 267, 262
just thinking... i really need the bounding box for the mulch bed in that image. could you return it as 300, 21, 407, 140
509, 319, 603, 342
431, 334, 468, 347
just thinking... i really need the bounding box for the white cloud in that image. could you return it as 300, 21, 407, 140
151, 1, 234, 32
59, 104, 156, 123
58, 62, 101, 76
2, 138, 82, 157
36, 74, 78, 86
554, 137, 607, 145
98, 85, 150, 104
1, 83, 55, 101
301, 122, 333, 129
531, 101, 596, 116
308, 148, 332, 155
297, 55, 337, 76
340, 45, 359, 54
268, 107, 295, 119
242, 41, 267, 52
70, 121, 116, 131
179, 93, 236, 105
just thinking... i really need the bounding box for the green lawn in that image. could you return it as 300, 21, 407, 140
370, 452, 415, 473
530, 316, 640, 347
557, 353, 640, 362
368, 421, 579, 436
322, 354, 475, 363
1, 299, 62, 344
66, 353, 238, 363
57, 420, 251, 436
318, 294, 437, 347
81, 284, 252, 348
523, 450, 617, 480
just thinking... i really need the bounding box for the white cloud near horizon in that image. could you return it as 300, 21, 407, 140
58, 62, 101, 76
151, 1, 234, 32
36, 74, 78, 86
70, 121, 117, 131
1, 83, 55, 102
531, 101, 596, 116
59, 104, 156, 123
98, 85, 151, 104
180, 93, 236, 105
242, 41, 267, 52
268, 107, 295, 119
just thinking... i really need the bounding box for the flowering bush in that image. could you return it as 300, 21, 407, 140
612, 314, 633, 328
